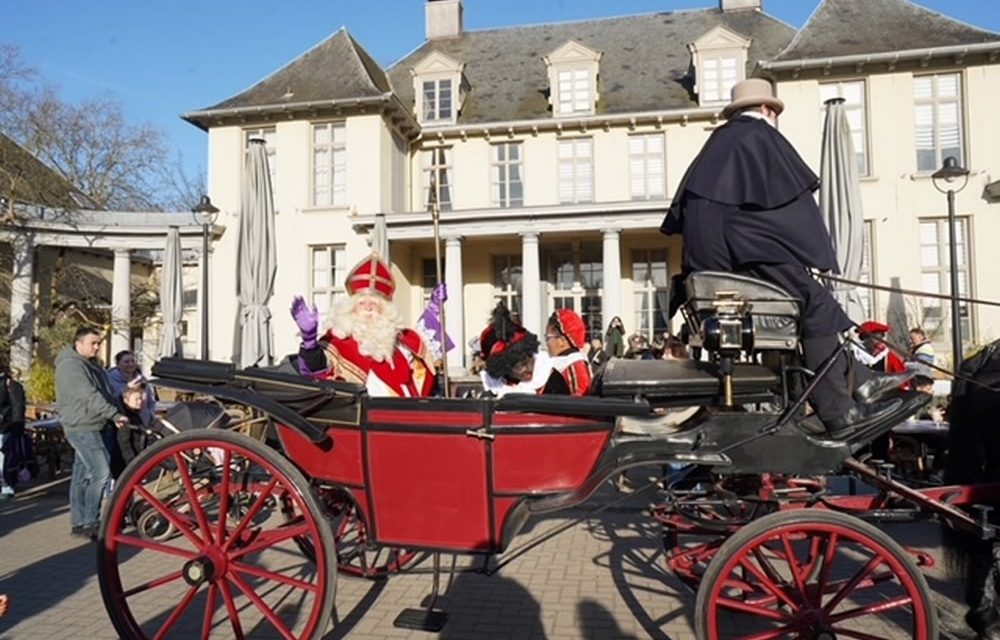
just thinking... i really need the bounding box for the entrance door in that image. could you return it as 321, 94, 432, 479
545, 241, 603, 338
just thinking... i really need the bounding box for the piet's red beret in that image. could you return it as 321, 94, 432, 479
858, 320, 890, 335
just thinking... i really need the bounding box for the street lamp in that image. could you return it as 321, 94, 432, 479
931, 156, 970, 371
193, 195, 220, 360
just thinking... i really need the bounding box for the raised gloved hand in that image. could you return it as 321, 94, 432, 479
290, 295, 319, 349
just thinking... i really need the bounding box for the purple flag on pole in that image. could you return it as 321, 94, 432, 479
416, 283, 454, 361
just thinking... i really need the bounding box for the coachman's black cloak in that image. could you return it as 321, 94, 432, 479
661, 116, 850, 337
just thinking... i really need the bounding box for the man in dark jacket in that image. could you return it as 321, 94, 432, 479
0, 359, 26, 500
55, 327, 128, 540
661, 79, 907, 438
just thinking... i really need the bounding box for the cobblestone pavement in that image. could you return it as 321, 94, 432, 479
0, 473, 980, 639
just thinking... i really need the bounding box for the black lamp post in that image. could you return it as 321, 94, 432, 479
193, 195, 220, 360
931, 156, 970, 371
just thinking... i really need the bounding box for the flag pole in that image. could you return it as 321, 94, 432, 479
428, 172, 450, 397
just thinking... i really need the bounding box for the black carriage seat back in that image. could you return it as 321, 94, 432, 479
494, 393, 653, 417
596, 358, 779, 407
152, 357, 235, 385
156, 401, 231, 434
684, 271, 801, 352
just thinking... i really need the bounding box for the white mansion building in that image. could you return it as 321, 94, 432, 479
184, 0, 1000, 372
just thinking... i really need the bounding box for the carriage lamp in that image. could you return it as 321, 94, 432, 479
931, 156, 970, 371
193, 195, 221, 361
701, 298, 755, 354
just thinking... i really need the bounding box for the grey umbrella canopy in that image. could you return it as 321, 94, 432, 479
820, 98, 867, 324
158, 226, 184, 359
236, 139, 278, 368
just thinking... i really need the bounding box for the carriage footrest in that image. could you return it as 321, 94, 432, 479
393, 608, 448, 632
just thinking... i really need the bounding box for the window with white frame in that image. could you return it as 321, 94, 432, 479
632, 249, 669, 341
492, 143, 523, 208
859, 221, 875, 320
422, 78, 453, 123
309, 245, 346, 316
312, 122, 346, 207
914, 73, 964, 173
557, 69, 592, 116
919, 217, 972, 351
629, 134, 665, 200
492, 255, 522, 322
545, 242, 603, 339
423, 147, 452, 211
244, 127, 277, 202
558, 138, 593, 204
700, 56, 739, 104
820, 80, 870, 176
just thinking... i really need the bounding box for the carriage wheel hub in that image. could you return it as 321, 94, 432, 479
795, 610, 835, 640
183, 557, 216, 586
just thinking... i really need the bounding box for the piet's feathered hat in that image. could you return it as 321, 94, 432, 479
857, 320, 890, 336
548, 309, 587, 350
479, 304, 539, 380
346, 253, 395, 299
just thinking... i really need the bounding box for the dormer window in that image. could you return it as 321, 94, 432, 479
544, 41, 602, 118
412, 51, 466, 125
688, 26, 750, 107
423, 78, 453, 122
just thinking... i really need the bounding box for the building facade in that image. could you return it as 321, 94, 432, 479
185, 0, 1000, 372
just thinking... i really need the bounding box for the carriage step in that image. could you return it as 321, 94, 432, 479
393, 608, 448, 632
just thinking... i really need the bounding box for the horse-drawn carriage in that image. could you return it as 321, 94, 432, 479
97, 272, 998, 639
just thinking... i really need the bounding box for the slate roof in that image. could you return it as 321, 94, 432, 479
773, 0, 1000, 62
386, 9, 795, 124
194, 28, 391, 114
0, 132, 97, 209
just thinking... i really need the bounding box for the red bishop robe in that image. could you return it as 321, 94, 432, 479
315, 328, 436, 397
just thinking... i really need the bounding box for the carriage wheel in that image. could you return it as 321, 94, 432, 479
99, 429, 336, 640
695, 509, 936, 640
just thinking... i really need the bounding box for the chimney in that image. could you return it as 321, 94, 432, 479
426, 0, 463, 40
720, 0, 762, 11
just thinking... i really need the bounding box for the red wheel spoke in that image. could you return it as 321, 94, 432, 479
152, 584, 201, 640
120, 570, 185, 598
229, 521, 311, 560
717, 596, 792, 622
174, 453, 215, 545
779, 532, 809, 602
231, 560, 319, 593
223, 477, 279, 552
112, 532, 198, 560
829, 595, 914, 623
134, 484, 207, 549
218, 577, 245, 639
751, 546, 785, 586
814, 531, 840, 607
228, 573, 298, 640
824, 554, 884, 613
216, 449, 233, 545
737, 556, 800, 611
201, 583, 218, 640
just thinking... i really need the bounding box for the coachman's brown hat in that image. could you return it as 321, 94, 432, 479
722, 78, 785, 119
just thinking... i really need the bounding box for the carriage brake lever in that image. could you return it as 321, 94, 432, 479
466, 428, 495, 441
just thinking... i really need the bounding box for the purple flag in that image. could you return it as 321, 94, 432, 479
416, 283, 454, 361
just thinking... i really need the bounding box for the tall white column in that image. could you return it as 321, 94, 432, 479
520, 231, 541, 335
8, 232, 35, 375
602, 227, 623, 327
444, 235, 465, 374
111, 248, 132, 357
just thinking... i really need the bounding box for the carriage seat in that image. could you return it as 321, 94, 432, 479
683, 271, 801, 352
595, 358, 779, 407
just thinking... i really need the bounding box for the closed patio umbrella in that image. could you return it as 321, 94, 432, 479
158, 226, 183, 358
372, 213, 390, 263
820, 97, 867, 324
236, 138, 277, 368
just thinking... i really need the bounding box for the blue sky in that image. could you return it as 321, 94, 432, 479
5, 1, 998, 187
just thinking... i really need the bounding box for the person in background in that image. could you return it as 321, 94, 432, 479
604, 316, 626, 359
55, 327, 129, 541
587, 336, 609, 372
106, 350, 157, 476
910, 328, 936, 371
543, 309, 593, 396
854, 320, 907, 374
625, 333, 656, 360
0, 359, 25, 500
